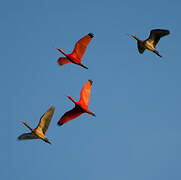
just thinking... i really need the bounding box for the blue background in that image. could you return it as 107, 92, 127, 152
1, 0, 181, 179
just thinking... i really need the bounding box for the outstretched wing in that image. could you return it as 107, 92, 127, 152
37, 106, 55, 134
57, 106, 84, 126
18, 133, 39, 140
79, 80, 93, 107
71, 33, 94, 60
148, 29, 170, 47
57, 57, 72, 66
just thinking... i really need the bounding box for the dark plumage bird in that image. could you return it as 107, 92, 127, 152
129, 29, 170, 57
18, 106, 55, 144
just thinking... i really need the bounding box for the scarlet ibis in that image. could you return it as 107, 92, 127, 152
58, 80, 95, 126
56, 33, 94, 69
18, 106, 55, 144
129, 29, 170, 57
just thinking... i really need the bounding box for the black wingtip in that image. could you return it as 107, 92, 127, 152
17, 136, 21, 140
88, 33, 94, 38
165, 29, 170, 34
88, 80, 93, 85
57, 122, 64, 126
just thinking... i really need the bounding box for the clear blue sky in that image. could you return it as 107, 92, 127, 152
1, 0, 181, 179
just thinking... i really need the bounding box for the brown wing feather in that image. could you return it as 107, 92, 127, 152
71, 33, 94, 60
37, 106, 55, 134
79, 80, 93, 107
57, 106, 84, 126
148, 29, 170, 47
18, 133, 39, 140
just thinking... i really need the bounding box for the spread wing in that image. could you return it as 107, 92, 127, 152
79, 80, 93, 107
71, 33, 94, 60
37, 106, 55, 134
148, 29, 170, 47
57, 57, 72, 66
18, 133, 39, 140
57, 106, 84, 126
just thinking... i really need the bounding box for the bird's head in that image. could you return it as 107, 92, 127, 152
19, 120, 32, 131
19, 120, 30, 127
128, 33, 139, 41
19, 120, 26, 125
66, 95, 73, 101
65, 95, 76, 104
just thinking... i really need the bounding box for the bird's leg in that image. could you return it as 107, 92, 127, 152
86, 110, 96, 117
153, 50, 162, 58
90, 112, 96, 117
80, 64, 88, 69
44, 138, 51, 144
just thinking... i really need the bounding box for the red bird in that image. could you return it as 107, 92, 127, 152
58, 80, 96, 126
56, 33, 94, 69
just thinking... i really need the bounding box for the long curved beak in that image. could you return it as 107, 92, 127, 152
127, 33, 138, 40
52, 46, 56, 49
128, 33, 134, 38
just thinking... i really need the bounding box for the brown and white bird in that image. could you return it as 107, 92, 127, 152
129, 29, 170, 57
57, 80, 95, 126
18, 106, 55, 144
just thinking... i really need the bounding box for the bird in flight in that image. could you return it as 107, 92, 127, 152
18, 106, 55, 144
55, 33, 94, 69
128, 29, 170, 57
58, 80, 95, 126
